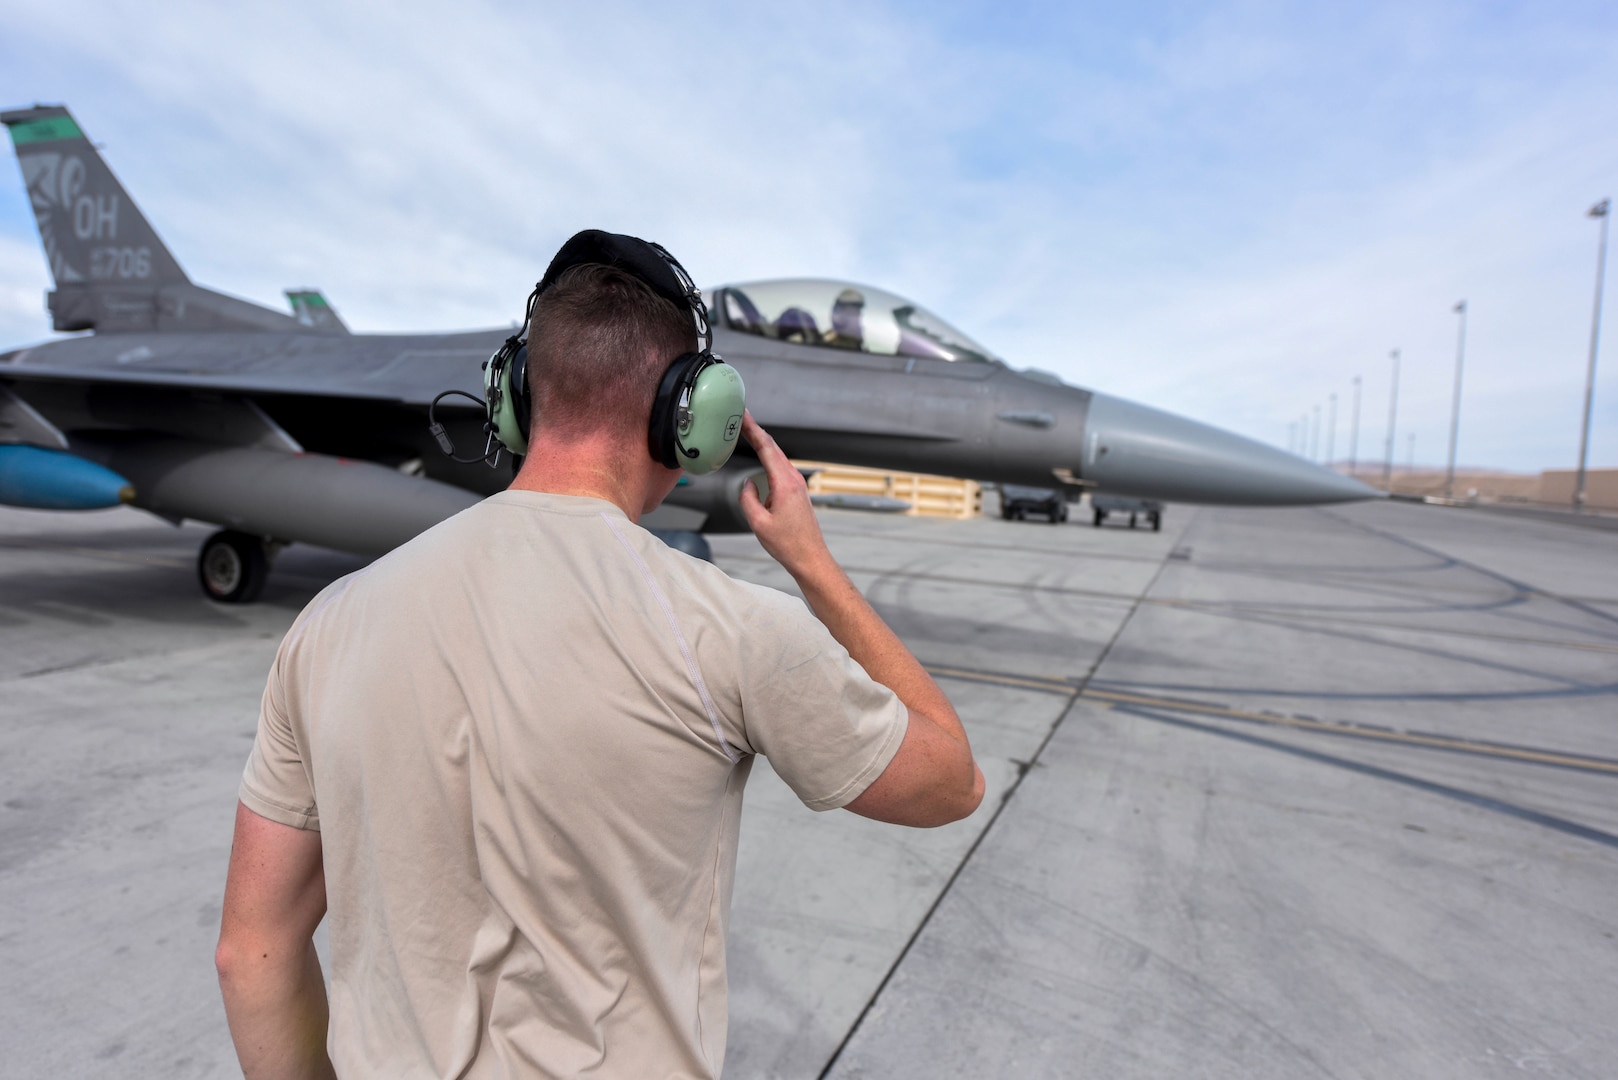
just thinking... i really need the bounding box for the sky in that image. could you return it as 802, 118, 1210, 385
1, 0, 1615, 474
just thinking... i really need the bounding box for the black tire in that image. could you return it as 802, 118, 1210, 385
1053, 504, 1068, 524
198, 530, 269, 604
1151, 512, 1162, 532
1001, 503, 1015, 521
1128, 513, 1137, 528
1093, 508, 1104, 527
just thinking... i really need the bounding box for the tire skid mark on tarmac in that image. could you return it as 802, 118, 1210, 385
1112, 705, 1618, 852
1320, 508, 1618, 630
817, 534, 1180, 1078
721, 551, 1618, 655
923, 664, 1618, 778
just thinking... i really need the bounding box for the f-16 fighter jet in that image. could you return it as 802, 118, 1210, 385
0, 104, 1375, 602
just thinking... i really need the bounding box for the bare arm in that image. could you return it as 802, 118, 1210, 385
738, 413, 985, 826
217, 802, 335, 1080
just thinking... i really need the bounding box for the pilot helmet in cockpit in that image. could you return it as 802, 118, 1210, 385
828, 287, 866, 349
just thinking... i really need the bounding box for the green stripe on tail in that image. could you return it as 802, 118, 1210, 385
6, 115, 85, 145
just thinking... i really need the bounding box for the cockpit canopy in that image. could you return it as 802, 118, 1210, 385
709, 279, 1000, 364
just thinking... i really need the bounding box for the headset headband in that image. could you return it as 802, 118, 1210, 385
534, 230, 711, 354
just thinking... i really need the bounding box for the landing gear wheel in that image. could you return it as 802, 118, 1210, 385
198, 530, 269, 604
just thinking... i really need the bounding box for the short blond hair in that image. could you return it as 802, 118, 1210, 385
526, 264, 696, 440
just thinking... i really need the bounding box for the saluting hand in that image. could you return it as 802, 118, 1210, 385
737, 412, 835, 580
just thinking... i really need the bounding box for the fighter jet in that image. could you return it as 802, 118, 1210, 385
0, 104, 1376, 602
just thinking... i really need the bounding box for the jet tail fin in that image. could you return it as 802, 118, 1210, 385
285, 289, 350, 334
2, 104, 303, 334
2, 104, 188, 290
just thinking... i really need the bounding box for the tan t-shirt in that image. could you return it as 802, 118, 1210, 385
239, 490, 907, 1079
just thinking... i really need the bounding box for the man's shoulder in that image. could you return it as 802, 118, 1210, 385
364, 489, 592, 573
643, 545, 835, 672
641, 533, 803, 612
282, 497, 501, 632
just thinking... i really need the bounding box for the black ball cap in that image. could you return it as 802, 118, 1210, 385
538, 229, 692, 310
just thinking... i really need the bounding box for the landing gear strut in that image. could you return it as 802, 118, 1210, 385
198, 530, 271, 604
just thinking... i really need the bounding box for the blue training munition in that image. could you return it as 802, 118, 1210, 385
0, 103, 1377, 603
0, 444, 133, 509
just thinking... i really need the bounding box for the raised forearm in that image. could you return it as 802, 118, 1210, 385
737, 412, 982, 823
790, 554, 969, 748
797, 553, 985, 824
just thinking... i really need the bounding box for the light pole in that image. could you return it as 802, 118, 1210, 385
1383, 349, 1400, 490
1349, 375, 1362, 478
1407, 431, 1416, 474
1327, 393, 1337, 467
1575, 198, 1610, 512
1288, 421, 1297, 455
1446, 300, 1468, 499
1312, 403, 1321, 460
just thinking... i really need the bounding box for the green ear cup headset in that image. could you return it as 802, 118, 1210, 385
637, 240, 746, 475
481, 292, 536, 459
647, 346, 746, 473
431, 230, 746, 475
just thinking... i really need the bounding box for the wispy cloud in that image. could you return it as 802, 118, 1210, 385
1, 0, 1614, 471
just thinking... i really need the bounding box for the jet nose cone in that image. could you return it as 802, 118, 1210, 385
1081, 393, 1381, 505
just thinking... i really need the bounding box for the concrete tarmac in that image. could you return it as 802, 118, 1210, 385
1, 497, 1615, 1077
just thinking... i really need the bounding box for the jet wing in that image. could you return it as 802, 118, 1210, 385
1, 329, 502, 407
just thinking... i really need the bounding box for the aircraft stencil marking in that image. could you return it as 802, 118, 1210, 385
89, 246, 150, 280
19, 152, 84, 282
74, 190, 117, 240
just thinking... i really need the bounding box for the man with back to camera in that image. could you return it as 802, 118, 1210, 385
214, 230, 985, 1079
